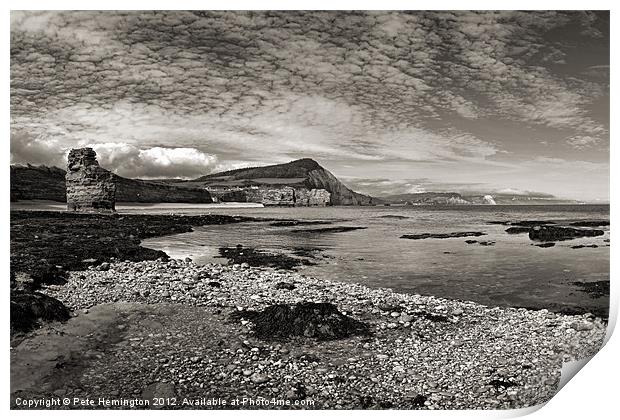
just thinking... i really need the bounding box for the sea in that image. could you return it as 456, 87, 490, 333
12, 201, 609, 316
128, 203, 610, 317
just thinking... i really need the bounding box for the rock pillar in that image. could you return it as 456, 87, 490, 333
65, 148, 116, 212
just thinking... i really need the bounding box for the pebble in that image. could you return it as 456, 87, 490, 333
399, 314, 414, 323
250, 373, 269, 384
573, 322, 595, 331
98, 262, 110, 271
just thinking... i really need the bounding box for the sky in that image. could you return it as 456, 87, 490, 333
10, 11, 609, 201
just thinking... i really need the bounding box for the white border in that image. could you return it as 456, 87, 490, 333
2, 2, 617, 419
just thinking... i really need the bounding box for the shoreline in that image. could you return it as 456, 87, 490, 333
9, 200, 612, 213
12, 258, 607, 410
10, 208, 609, 325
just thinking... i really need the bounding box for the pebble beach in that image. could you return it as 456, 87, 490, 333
11, 257, 607, 410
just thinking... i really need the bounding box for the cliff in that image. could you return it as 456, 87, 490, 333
194, 158, 378, 206
10, 165, 213, 204
113, 176, 212, 203
11, 164, 66, 202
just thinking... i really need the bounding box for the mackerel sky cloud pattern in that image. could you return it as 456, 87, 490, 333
10, 11, 609, 200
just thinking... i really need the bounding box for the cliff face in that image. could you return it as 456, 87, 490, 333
10, 165, 66, 202
245, 186, 296, 206
295, 188, 331, 206
113, 176, 213, 203
303, 167, 376, 205
11, 165, 213, 204
197, 158, 377, 206
210, 186, 331, 206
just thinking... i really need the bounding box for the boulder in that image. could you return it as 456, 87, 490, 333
141, 382, 176, 408
275, 282, 296, 290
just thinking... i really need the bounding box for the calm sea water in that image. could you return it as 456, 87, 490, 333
134, 204, 610, 315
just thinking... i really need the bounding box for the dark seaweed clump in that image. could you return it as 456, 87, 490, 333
10, 290, 71, 334
290, 226, 367, 234
11, 210, 255, 285
231, 302, 370, 340
571, 281, 610, 299
488, 379, 519, 389
401, 231, 486, 240
219, 245, 312, 270
269, 220, 332, 227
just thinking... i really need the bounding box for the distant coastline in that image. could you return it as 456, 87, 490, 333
11, 159, 592, 208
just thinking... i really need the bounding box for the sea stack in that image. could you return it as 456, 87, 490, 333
65, 148, 116, 212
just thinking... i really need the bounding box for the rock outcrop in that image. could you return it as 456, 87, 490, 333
246, 186, 296, 206
66, 148, 116, 212
528, 225, 605, 241
295, 188, 332, 206
209, 185, 331, 206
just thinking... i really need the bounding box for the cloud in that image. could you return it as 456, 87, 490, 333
493, 188, 554, 197
9, 11, 609, 200
340, 176, 488, 197
10, 11, 609, 144
566, 135, 600, 149
9, 130, 218, 179
10, 131, 66, 167
85, 143, 218, 179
